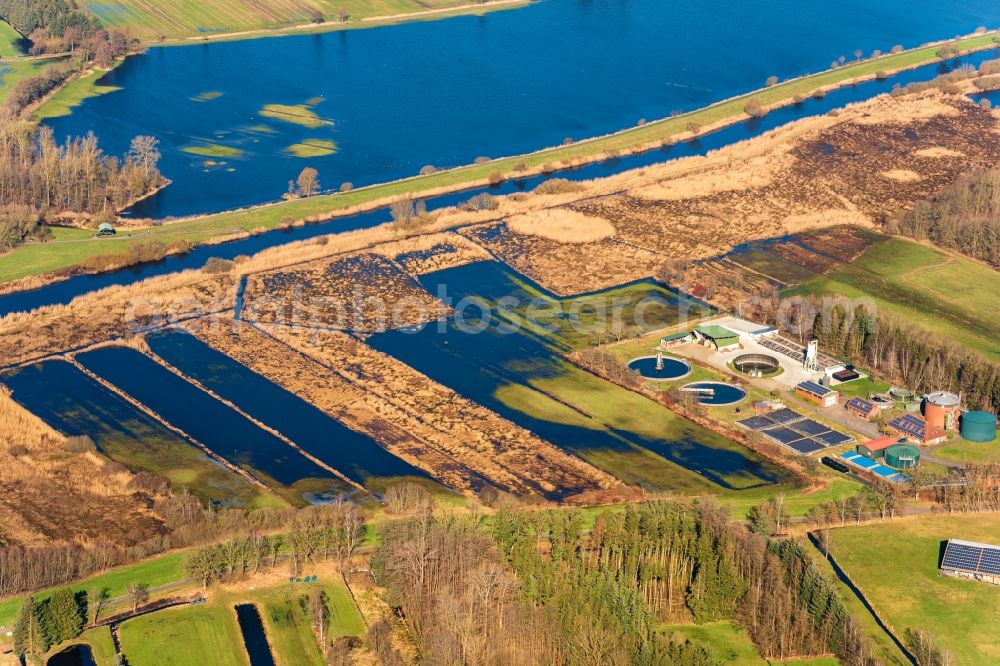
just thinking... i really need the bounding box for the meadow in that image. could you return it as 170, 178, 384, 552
659, 621, 839, 666
116, 575, 363, 666
0, 551, 185, 630
831, 513, 1000, 665
790, 237, 1000, 359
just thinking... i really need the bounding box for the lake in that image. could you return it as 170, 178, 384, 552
45, 0, 1000, 218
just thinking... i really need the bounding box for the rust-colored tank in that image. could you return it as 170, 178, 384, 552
924, 391, 960, 430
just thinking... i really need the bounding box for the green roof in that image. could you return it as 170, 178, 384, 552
660, 331, 690, 342
694, 325, 739, 340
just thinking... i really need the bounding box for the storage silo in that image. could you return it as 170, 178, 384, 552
884, 444, 920, 470
960, 411, 997, 443
924, 391, 961, 430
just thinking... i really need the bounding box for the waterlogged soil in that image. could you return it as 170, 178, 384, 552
242, 252, 450, 332
367, 261, 788, 492
190, 318, 615, 500
145, 328, 428, 485
76, 346, 345, 498
1, 360, 262, 506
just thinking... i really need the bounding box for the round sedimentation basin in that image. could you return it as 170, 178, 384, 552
681, 381, 747, 406
628, 356, 691, 380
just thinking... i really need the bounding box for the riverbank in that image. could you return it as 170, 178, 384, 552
1, 29, 998, 291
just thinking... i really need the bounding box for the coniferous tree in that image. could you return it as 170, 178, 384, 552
46, 587, 83, 643
12, 595, 50, 664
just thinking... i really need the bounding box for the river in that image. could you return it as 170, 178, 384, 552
44, 0, 1000, 219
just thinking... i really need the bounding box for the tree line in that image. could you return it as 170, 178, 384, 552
183, 503, 363, 589
887, 169, 1000, 271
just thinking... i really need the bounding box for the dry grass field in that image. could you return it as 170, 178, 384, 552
440, 91, 1000, 297
0, 389, 163, 547
0, 271, 236, 369
459, 220, 665, 296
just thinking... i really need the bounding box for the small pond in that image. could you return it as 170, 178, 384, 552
682, 382, 747, 406
628, 356, 691, 380
47, 644, 96, 666
235, 604, 277, 666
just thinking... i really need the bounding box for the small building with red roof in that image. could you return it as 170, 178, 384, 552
857, 436, 897, 459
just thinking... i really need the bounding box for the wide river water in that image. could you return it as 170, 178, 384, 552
46, 0, 1000, 219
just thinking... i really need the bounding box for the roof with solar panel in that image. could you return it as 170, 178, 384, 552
941, 539, 1000, 577
845, 397, 876, 416
887, 413, 927, 438
796, 380, 834, 397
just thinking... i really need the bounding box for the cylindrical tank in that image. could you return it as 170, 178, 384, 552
961, 411, 997, 443
884, 444, 921, 470
924, 391, 960, 429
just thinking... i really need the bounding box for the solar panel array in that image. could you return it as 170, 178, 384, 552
845, 397, 876, 417
797, 380, 834, 397
757, 334, 840, 369
941, 540, 1000, 576
888, 413, 926, 440
737, 409, 854, 455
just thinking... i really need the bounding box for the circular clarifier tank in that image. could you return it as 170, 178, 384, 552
628, 356, 691, 380
682, 381, 747, 406
732, 353, 780, 376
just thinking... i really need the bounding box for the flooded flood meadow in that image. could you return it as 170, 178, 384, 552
2, 49, 998, 318
44, 0, 1000, 218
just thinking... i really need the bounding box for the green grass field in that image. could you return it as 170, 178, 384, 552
831, 514, 1000, 665
44, 627, 118, 666
803, 539, 910, 666
114, 575, 362, 666
31, 66, 122, 120
659, 620, 839, 665
0, 20, 25, 57
790, 237, 1000, 360
931, 437, 1000, 465
119, 602, 248, 666
83, 0, 507, 41
0, 551, 185, 630
3, 31, 998, 285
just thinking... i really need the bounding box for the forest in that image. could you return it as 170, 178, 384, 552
374, 501, 877, 666
888, 169, 1000, 270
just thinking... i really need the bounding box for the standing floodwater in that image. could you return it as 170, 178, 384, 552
235, 604, 277, 666
43, 0, 1000, 217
